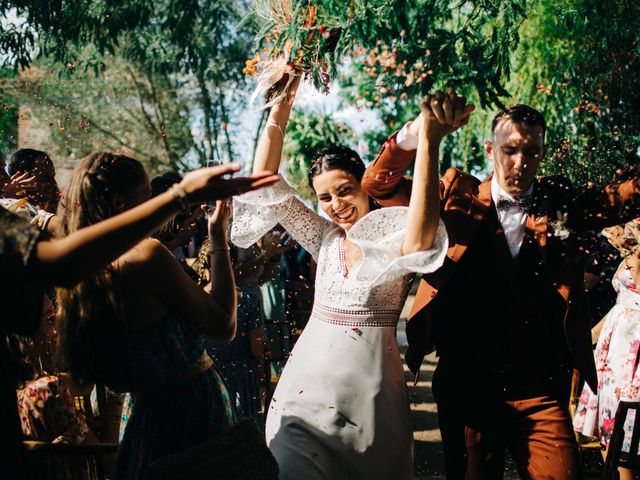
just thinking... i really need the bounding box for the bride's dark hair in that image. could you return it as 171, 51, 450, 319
56, 152, 147, 385
308, 145, 378, 210
308, 145, 366, 187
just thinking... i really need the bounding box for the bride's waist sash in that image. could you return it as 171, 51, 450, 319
311, 303, 400, 328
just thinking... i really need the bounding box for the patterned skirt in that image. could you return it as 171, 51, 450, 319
573, 290, 640, 451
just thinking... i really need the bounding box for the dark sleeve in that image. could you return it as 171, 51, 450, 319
568, 174, 639, 231
0, 207, 43, 335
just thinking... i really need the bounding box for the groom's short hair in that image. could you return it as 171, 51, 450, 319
491, 104, 546, 140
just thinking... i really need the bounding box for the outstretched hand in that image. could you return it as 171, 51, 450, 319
2, 171, 38, 198
180, 163, 279, 205
419, 88, 475, 143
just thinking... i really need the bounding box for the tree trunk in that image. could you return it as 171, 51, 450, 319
218, 87, 234, 163
197, 68, 216, 164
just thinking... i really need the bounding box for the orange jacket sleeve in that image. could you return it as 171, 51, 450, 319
361, 132, 415, 207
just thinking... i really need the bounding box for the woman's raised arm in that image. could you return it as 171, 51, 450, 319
33, 165, 278, 289
402, 91, 474, 255
253, 74, 301, 174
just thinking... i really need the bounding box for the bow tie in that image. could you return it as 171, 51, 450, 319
496, 195, 533, 212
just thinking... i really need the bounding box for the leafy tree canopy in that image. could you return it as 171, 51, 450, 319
509, 0, 640, 183
283, 110, 356, 205
2, 0, 638, 183
1, 0, 258, 169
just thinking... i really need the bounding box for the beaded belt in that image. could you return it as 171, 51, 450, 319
311, 303, 400, 328
129, 351, 214, 394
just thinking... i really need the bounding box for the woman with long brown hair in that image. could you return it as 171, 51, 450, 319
55, 152, 274, 479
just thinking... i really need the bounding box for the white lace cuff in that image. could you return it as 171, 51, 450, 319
231, 179, 296, 248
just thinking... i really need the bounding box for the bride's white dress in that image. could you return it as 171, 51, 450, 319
232, 179, 448, 480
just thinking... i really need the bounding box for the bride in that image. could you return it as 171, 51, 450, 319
232, 76, 462, 479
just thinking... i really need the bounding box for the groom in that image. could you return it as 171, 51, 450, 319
362, 93, 640, 479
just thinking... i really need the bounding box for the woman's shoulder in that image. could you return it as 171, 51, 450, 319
117, 238, 172, 271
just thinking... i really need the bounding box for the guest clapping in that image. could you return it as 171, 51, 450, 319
8, 149, 59, 212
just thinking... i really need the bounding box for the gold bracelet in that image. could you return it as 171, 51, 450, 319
168, 183, 189, 213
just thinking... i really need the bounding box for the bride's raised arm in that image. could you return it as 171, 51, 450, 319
232, 74, 331, 258
401, 91, 474, 255
253, 74, 302, 174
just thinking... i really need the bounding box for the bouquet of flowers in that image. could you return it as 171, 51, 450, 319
243, 0, 526, 111
244, 0, 348, 107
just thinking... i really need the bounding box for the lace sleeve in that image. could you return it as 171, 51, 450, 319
347, 206, 448, 287
231, 177, 331, 259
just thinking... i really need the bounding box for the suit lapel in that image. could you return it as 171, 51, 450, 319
447, 176, 493, 263
409, 175, 494, 318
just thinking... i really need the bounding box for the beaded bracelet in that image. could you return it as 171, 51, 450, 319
168, 183, 189, 213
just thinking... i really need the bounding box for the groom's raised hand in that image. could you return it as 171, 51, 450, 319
419, 89, 475, 143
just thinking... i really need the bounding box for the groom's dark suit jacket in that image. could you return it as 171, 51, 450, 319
362, 134, 640, 393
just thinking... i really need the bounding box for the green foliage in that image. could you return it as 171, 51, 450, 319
509, 0, 640, 183
0, 68, 19, 152
2, 0, 638, 185
0, 0, 152, 68
1, 0, 251, 78
334, 0, 527, 168
1, 56, 196, 175
343, 0, 640, 180
0, 0, 256, 170
249, 0, 527, 104
282, 110, 356, 205
246, 0, 528, 173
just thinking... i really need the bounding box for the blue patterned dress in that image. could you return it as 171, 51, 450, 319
106, 310, 236, 480
206, 288, 263, 422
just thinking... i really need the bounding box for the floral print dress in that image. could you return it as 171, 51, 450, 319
16, 375, 89, 444
574, 263, 640, 451
0, 198, 55, 231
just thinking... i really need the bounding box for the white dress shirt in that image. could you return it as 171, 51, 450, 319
491, 176, 533, 258
394, 121, 533, 258
395, 122, 419, 150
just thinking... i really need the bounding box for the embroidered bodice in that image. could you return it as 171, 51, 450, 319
231, 178, 448, 314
